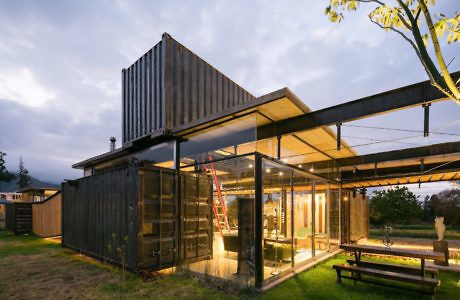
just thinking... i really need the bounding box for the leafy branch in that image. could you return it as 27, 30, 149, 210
325, 0, 460, 105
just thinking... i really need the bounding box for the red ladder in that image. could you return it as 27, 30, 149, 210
203, 155, 231, 238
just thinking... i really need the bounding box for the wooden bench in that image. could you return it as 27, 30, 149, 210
346, 259, 439, 278
333, 264, 440, 298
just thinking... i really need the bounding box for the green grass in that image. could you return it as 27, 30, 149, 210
369, 227, 460, 240
0, 231, 60, 256
267, 254, 460, 300
1, 230, 460, 299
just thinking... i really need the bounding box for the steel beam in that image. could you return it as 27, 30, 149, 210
312, 141, 460, 170
339, 160, 460, 183
257, 72, 459, 140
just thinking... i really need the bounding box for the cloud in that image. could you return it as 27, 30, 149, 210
0, 0, 458, 193
0, 67, 56, 107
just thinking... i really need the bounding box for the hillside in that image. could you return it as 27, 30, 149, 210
0, 176, 60, 192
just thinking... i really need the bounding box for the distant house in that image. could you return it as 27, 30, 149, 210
0, 192, 22, 202
15, 187, 59, 203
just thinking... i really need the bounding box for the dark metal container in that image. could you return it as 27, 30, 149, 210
5, 202, 32, 235
121, 33, 256, 145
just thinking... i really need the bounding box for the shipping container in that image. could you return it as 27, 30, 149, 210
5, 202, 32, 234
121, 33, 256, 145
62, 164, 213, 271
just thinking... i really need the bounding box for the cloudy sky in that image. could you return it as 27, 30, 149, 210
0, 0, 459, 196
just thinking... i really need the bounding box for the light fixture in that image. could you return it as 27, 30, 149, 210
248, 164, 253, 168
309, 167, 314, 172
298, 164, 303, 168
266, 168, 271, 173
282, 158, 288, 163
344, 196, 348, 201
279, 172, 283, 176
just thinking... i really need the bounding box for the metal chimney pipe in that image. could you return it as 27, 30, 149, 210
110, 137, 116, 152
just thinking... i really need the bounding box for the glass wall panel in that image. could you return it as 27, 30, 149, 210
262, 160, 293, 281
292, 172, 313, 265
180, 114, 257, 168
314, 181, 329, 256
182, 155, 255, 287
94, 140, 175, 173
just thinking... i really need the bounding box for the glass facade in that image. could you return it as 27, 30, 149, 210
88, 109, 345, 288
181, 155, 256, 287
260, 158, 337, 285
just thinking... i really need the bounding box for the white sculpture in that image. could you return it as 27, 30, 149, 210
435, 216, 446, 241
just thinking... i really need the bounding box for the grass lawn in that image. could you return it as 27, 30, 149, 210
1, 230, 460, 299
369, 225, 460, 240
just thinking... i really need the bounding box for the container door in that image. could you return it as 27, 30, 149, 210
139, 167, 178, 270
181, 172, 213, 263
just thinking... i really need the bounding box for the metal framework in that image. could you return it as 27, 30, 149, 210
257, 71, 460, 140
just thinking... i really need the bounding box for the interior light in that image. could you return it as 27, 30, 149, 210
248, 164, 253, 168
215, 150, 231, 156
282, 158, 288, 163
279, 172, 283, 176
266, 168, 271, 173
298, 164, 303, 168
309, 166, 314, 172
344, 196, 348, 201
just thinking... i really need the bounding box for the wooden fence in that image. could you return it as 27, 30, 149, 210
32, 192, 62, 237
0, 204, 5, 229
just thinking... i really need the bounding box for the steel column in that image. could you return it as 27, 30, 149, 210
423, 103, 431, 137
254, 153, 264, 288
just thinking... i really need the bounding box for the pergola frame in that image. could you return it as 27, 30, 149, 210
257, 72, 460, 140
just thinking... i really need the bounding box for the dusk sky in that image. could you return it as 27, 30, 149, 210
0, 0, 459, 197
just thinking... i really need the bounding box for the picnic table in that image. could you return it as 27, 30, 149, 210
334, 243, 445, 299
340, 243, 445, 277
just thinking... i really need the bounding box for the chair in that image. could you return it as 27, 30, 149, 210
295, 227, 311, 249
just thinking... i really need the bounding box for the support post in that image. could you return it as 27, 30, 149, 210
277, 135, 281, 160
311, 180, 316, 257
336, 123, 342, 151
291, 171, 295, 267
423, 103, 431, 137
254, 153, 264, 288
174, 139, 182, 265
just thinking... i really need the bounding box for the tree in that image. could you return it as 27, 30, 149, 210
325, 0, 460, 104
369, 186, 422, 225
0, 151, 16, 182
17, 157, 32, 189
424, 189, 460, 227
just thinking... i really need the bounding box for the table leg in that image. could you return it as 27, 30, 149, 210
353, 251, 358, 263
421, 258, 425, 277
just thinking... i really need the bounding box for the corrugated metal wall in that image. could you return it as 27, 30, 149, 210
180, 172, 213, 263
5, 203, 32, 235
122, 40, 165, 144
32, 192, 61, 237
122, 33, 256, 144
62, 166, 139, 270
138, 167, 178, 270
